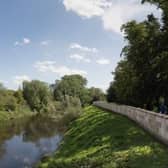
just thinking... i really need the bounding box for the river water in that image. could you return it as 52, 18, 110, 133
0, 115, 65, 168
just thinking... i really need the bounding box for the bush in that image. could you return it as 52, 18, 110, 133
0, 90, 17, 111
61, 96, 82, 124
23, 80, 51, 112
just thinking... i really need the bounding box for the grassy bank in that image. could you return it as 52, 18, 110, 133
39, 106, 168, 168
0, 109, 33, 123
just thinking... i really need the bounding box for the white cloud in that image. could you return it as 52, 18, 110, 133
40, 40, 50, 46
96, 58, 110, 65
70, 54, 91, 63
23, 38, 31, 44
102, 1, 160, 34
14, 37, 31, 46
34, 61, 87, 76
90, 83, 108, 92
70, 43, 98, 53
0, 80, 9, 87
34, 61, 56, 72
13, 75, 31, 85
102, 4, 123, 34
63, 0, 161, 34
14, 41, 21, 46
63, 0, 112, 18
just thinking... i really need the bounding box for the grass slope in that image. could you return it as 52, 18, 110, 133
39, 106, 168, 168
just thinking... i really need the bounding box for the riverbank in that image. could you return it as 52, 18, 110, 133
0, 109, 33, 123
39, 106, 168, 168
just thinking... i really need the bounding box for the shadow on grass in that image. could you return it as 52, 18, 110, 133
39, 106, 168, 168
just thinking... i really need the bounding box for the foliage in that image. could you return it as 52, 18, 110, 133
53, 75, 104, 106
107, 0, 168, 109
106, 82, 117, 102
88, 87, 105, 104
0, 108, 32, 123
0, 83, 32, 122
23, 80, 51, 112
0, 75, 104, 122
61, 95, 82, 124
44, 95, 82, 125
38, 106, 168, 168
53, 75, 87, 105
0, 89, 18, 111
0, 81, 82, 124
14, 89, 26, 105
0, 78, 83, 118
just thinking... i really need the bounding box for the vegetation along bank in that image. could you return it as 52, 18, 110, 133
0, 74, 105, 124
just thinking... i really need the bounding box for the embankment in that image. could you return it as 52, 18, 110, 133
94, 101, 168, 145
38, 106, 168, 168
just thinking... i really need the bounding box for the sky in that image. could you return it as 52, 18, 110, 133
0, 0, 161, 92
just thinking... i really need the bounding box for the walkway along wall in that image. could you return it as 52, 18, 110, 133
93, 101, 168, 145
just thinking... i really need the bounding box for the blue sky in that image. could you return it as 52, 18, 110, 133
0, 0, 160, 91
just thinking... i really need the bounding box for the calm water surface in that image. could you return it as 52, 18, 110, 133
0, 116, 65, 168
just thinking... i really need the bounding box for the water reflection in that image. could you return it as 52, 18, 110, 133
0, 115, 65, 168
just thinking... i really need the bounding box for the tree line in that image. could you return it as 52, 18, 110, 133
107, 0, 168, 110
0, 75, 105, 114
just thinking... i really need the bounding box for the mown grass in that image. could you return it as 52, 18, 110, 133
39, 106, 168, 168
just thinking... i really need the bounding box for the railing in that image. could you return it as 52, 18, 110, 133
93, 101, 168, 145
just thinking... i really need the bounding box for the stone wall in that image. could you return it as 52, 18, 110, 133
93, 101, 168, 145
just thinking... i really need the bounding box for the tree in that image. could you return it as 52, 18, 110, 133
88, 87, 105, 104
106, 82, 117, 103
107, 1, 168, 109
108, 59, 140, 105
14, 89, 26, 105
54, 75, 87, 105
23, 80, 51, 112
0, 90, 17, 111
142, 0, 168, 31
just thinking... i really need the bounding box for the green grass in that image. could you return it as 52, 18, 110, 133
39, 106, 168, 168
0, 108, 33, 123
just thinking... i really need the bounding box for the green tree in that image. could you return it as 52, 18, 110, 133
23, 80, 51, 112
0, 90, 17, 111
14, 89, 26, 105
88, 87, 105, 104
54, 75, 87, 105
107, 0, 168, 109
106, 82, 117, 103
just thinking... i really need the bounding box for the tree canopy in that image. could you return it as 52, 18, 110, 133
53, 75, 105, 105
53, 75, 87, 105
23, 80, 51, 111
107, 0, 168, 109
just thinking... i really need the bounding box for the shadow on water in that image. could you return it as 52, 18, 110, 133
0, 115, 66, 168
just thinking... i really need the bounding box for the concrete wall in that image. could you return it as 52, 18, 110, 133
93, 101, 168, 145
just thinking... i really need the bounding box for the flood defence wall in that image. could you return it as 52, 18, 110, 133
93, 101, 168, 145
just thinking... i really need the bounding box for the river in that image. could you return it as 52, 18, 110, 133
0, 115, 65, 168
